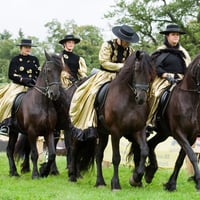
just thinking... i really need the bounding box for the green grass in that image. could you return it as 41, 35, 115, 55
0, 153, 199, 200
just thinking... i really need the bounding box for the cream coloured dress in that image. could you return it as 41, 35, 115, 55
69, 40, 134, 131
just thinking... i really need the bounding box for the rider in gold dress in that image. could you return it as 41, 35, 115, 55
69, 25, 139, 141
0, 39, 40, 135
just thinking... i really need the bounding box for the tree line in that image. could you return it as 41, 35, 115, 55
0, 0, 200, 83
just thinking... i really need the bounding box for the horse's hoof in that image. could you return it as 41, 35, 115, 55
95, 185, 106, 188
9, 172, 20, 177
112, 188, 121, 192
68, 176, 77, 182
95, 181, 106, 188
187, 176, 195, 182
111, 182, 121, 190
163, 182, 176, 192
129, 176, 143, 187
144, 165, 157, 183
32, 174, 40, 179
50, 170, 59, 176
21, 168, 30, 174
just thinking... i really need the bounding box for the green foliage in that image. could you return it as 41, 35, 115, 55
1, 1, 200, 81
0, 152, 200, 200
104, 0, 200, 58
44, 20, 104, 73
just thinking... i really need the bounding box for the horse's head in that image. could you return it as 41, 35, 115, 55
124, 50, 156, 104
36, 51, 62, 100
183, 53, 200, 93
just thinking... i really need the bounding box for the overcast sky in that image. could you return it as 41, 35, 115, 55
0, 0, 116, 40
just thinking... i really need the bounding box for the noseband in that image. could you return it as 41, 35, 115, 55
34, 61, 61, 97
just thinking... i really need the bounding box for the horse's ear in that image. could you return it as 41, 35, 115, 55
44, 50, 51, 61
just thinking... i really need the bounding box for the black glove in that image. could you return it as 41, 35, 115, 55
166, 75, 177, 84
22, 78, 36, 87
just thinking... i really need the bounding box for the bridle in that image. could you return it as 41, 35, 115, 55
129, 56, 149, 95
33, 61, 61, 98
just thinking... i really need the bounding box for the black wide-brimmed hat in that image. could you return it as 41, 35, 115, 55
16, 39, 37, 47
59, 34, 80, 45
159, 24, 186, 35
112, 25, 139, 43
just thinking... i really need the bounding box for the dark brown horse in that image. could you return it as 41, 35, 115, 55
54, 50, 154, 186
94, 50, 155, 190
145, 53, 200, 191
7, 52, 64, 179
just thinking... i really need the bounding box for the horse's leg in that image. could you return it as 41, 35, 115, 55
21, 143, 31, 174
64, 129, 72, 169
130, 130, 149, 187
68, 139, 78, 182
145, 132, 168, 183
165, 136, 200, 191
29, 136, 40, 179
50, 130, 60, 175
95, 133, 109, 187
164, 148, 186, 191
40, 133, 56, 177
111, 135, 121, 190
6, 129, 19, 177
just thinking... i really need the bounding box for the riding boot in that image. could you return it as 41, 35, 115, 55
0, 117, 12, 136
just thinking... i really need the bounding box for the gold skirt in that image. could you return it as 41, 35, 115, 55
0, 83, 27, 122
70, 70, 116, 130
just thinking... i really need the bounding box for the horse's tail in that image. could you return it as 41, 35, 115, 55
74, 138, 96, 173
14, 134, 30, 162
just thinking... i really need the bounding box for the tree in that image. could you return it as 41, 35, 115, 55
104, 0, 200, 57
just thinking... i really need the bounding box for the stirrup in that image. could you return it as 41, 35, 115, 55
0, 126, 9, 136
146, 124, 157, 135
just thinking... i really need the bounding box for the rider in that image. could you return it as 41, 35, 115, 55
0, 39, 40, 135
59, 34, 87, 87
69, 24, 139, 141
146, 24, 191, 131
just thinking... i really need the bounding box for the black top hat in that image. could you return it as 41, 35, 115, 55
159, 24, 186, 35
16, 39, 37, 47
59, 34, 80, 45
112, 25, 139, 43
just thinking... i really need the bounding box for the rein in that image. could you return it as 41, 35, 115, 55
33, 61, 61, 97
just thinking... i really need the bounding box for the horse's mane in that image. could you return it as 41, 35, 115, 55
117, 50, 155, 82
184, 53, 200, 80
39, 53, 63, 73
188, 53, 200, 70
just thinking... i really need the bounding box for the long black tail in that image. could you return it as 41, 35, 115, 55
14, 134, 30, 162
74, 138, 96, 173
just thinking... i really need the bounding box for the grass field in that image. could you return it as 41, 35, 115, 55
0, 152, 200, 200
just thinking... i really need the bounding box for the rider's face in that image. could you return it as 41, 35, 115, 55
166, 32, 180, 46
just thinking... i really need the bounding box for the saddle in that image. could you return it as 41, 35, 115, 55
12, 92, 26, 115
156, 84, 176, 123
94, 81, 110, 130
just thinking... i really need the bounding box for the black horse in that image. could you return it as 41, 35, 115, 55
145, 53, 200, 191
61, 50, 155, 189
7, 52, 65, 179
94, 50, 155, 190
